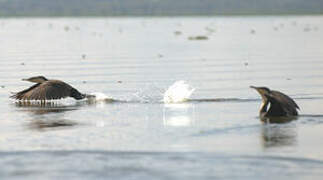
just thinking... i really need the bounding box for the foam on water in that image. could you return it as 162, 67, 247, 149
89, 92, 114, 101
11, 97, 79, 106
163, 81, 195, 103
10, 92, 116, 107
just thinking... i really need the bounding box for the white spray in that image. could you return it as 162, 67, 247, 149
163, 81, 195, 103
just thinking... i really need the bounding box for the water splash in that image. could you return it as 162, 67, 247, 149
12, 97, 80, 106
87, 92, 115, 102
131, 83, 164, 103
163, 81, 195, 103
89, 92, 110, 100
11, 92, 116, 107
11, 81, 195, 105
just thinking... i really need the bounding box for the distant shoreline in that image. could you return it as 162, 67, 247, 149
1, 0, 322, 18
1, 13, 323, 18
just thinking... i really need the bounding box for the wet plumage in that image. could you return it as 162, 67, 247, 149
250, 86, 299, 118
10, 76, 86, 101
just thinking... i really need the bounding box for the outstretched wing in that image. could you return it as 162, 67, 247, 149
10, 83, 41, 100
11, 81, 72, 100
266, 90, 299, 116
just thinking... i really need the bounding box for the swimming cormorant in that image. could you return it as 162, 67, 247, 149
250, 86, 299, 119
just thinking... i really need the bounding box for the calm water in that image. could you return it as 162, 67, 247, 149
1, 16, 323, 179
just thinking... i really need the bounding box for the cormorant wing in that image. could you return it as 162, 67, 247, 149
266, 90, 299, 116
11, 81, 72, 100
43, 81, 72, 100
265, 94, 289, 116
10, 83, 41, 100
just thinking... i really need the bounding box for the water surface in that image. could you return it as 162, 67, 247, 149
0, 16, 323, 179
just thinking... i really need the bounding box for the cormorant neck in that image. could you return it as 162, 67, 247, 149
260, 99, 269, 114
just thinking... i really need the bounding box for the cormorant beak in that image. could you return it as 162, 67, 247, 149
85, 94, 96, 99
22, 78, 36, 83
250, 85, 262, 94
249, 85, 258, 89
250, 86, 267, 99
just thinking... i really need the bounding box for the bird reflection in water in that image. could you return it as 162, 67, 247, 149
261, 116, 298, 124
261, 123, 298, 149
14, 101, 79, 131
27, 118, 78, 131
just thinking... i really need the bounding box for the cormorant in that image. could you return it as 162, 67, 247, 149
11, 76, 87, 101
250, 86, 299, 120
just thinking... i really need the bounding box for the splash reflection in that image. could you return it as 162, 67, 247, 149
163, 104, 195, 127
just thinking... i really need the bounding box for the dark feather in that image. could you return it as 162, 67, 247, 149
11, 80, 76, 100
265, 90, 299, 116
10, 83, 41, 100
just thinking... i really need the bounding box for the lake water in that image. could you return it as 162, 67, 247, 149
0, 16, 323, 179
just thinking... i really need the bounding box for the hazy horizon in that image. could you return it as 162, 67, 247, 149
0, 0, 322, 17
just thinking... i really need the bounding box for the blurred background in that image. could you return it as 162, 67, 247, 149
0, 0, 322, 17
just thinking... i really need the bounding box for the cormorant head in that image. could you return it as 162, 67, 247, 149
250, 86, 271, 100
22, 76, 48, 83
70, 88, 86, 100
